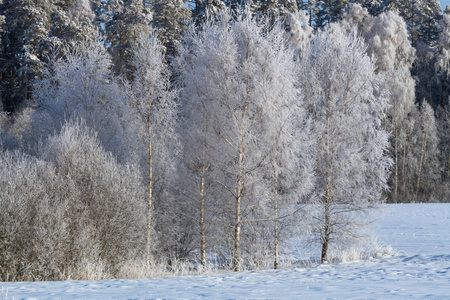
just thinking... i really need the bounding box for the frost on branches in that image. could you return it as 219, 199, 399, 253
298, 26, 393, 263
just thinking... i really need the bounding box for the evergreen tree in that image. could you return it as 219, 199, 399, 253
357, 0, 384, 15
389, 0, 441, 46
315, 0, 349, 28
435, 13, 450, 109
152, 0, 191, 56
105, 0, 152, 77
190, 0, 225, 21
0, 0, 55, 112
252, 0, 297, 21
418, 0, 441, 44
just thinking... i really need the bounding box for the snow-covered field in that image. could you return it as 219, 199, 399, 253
2, 203, 449, 299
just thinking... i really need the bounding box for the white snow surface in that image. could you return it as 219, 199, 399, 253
2, 203, 450, 299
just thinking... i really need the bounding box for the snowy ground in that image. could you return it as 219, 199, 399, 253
2, 203, 450, 299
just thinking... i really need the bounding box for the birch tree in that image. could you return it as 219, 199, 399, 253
298, 26, 392, 263
127, 31, 178, 266
414, 101, 440, 201
366, 11, 417, 202
175, 9, 313, 271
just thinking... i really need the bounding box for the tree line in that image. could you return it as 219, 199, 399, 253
0, 0, 447, 281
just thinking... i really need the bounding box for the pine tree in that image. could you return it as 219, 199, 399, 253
418, 0, 441, 44
190, 0, 225, 21
389, 0, 441, 46
0, 0, 56, 112
358, 0, 384, 15
105, 0, 152, 77
0, 0, 4, 46
314, 0, 349, 28
152, 0, 191, 56
252, 0, 297, 21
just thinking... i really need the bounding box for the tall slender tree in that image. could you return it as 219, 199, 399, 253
365, 10, 417, 202
414, 101, 440, 201
126, 31, 178, 266
298, 26, 392, 263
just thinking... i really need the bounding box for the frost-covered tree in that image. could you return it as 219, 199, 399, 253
176, 9, 314, 271
41, 120, 146, 277
0, 150, 75, 281
413, 101, 440, 201
388, 0, 422, 46
126, 31, 179, 265
337, 3, 374, 36
0, 0, 101, 113
435, 15, 450, 187
46, 0, 98, 52
435, 14, 450, 108
66, 0, 97, 42
298, 26, 392, 263
0, 120, 146, 281
298, 0, 319, 27
335, 6, 421, 202
365, 10, 417, 202
285, 10, 313, 60
32, 37, 130, 160
437, 107, 450, 188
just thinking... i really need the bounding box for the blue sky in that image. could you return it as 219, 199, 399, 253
441, 0, 450, 10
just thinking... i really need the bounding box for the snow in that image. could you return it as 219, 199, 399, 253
2, 203, 450, 299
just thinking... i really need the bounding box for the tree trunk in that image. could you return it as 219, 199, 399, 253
147, 94, 153, 267
442, 75, 446, 109
415, 132, 428, 201
321, 188, 331, 263
402, 134, 409, 199
233, 193, 241, 272
233, 143, 244, 272
273, 171, 279, 270
200, 171, 206, 269
393, 101, 399, 202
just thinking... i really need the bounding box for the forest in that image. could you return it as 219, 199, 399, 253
0, 0, 448, 281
